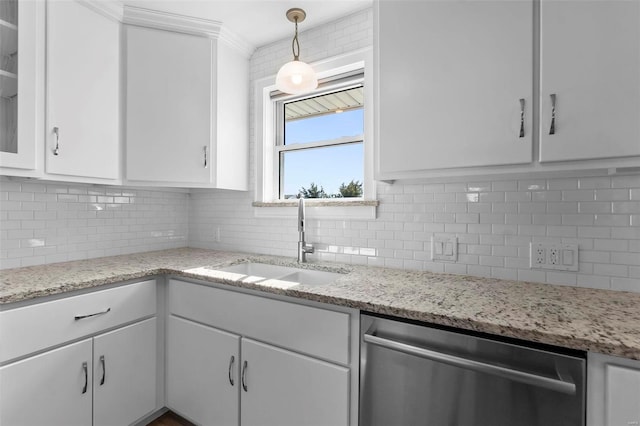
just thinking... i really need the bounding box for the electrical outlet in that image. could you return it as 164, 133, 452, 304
530, 243, 578, 271
534, 246, 546, 266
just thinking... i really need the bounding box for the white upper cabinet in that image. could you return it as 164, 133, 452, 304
539, 0, 640, 162
125, 8, 249, 189
126, 27, 212, 185
45, 0, 120, 181
376, 0, 533, 179
0, 0, 42, 172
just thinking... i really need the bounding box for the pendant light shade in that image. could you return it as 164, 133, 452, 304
275, 8, 318, 95
276, 60, 318, 95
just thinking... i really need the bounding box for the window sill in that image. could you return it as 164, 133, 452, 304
252, 199, 378, 220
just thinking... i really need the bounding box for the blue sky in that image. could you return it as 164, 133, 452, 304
282, 109, 364, 197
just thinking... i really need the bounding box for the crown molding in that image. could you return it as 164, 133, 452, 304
123, 5, 254, 58
78, 0, 124, 22
219, 27, 255, 59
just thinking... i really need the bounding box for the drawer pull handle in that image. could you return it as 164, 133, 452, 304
241, 360, 248, 392
228, 355, 235, 386
74, 307, 111, 321
100, 355, 106, 386
82, 362, 88, 394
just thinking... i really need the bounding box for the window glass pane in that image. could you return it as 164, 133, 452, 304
284, 87, 364, 145
280, 142, 363, 199
1, 0, 19, 154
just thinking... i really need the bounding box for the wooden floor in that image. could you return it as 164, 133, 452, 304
147, 411, 194, 426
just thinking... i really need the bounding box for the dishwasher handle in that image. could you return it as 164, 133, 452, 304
363, 333, 576, 395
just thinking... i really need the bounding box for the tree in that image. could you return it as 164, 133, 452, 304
299, 183, 327, 198
339, 180, 363, 197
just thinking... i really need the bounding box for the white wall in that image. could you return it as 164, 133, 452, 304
188, 7, 640, 293
0, 176, 189, 268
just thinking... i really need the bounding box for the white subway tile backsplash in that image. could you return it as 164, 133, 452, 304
548, 178, 578, 190
0, 177, 188, 269
578, 177, 611, 189
611, 277, 640, 292
595, 189, 629, 201
594, 214, 630, 227
562, 190, 595, 202
594, 263, 629, 278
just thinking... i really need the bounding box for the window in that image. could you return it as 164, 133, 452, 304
276, 84, 364, 199
254, 49, 376, 218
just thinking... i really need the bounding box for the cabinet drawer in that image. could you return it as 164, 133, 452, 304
0, 280, 156, 363
169, 280, 350, 365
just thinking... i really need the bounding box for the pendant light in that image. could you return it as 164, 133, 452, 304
275, 8, 318, 95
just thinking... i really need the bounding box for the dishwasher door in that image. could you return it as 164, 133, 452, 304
360, 314, 585, 426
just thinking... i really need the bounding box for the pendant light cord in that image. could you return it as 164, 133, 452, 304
292, 18, 300, 61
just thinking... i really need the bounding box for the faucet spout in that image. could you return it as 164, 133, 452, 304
297, 198, 314, 263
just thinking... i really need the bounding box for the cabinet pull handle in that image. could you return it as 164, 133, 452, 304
82, 362, 88, 394
549, 94, 556, 135
228, 355, 235, 386
241, 360, 248, 392
53, 127, 60, 155
519, 98, 525, 138
203, 146, 208, 168
74, 307, 111, 321
99, 355, 106, 386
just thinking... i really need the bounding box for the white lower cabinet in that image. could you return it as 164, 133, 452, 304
93, 318, 158, 426
0, 280, 158, 426
0, 339, 93, 426
167, 280, 355, 426
241, 338, 349, 426
167, 316, 240, 425
587, 352, 640, 426
0, 318, 157, 426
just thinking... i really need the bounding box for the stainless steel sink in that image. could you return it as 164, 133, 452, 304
215, 262, 342, 288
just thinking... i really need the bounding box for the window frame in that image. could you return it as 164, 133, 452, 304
274, 79, 365, 200
254, 48, 376, 214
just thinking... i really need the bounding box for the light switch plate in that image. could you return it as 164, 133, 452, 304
530, 243, 578, 271
432, 236, 458, 262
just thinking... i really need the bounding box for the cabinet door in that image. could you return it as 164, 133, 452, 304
241, 338, 350, 426
0, 339, 93, 426
377, 0, 532, 177
587, 353, 640, 426
93, 318, 157, 426
45, 0, 119, 179
167, 315, 240, 426
0, 0, 39, 170
540, 0, 640, 162
126, 26, 212, 184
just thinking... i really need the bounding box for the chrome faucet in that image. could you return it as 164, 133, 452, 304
297, 197, 314, 263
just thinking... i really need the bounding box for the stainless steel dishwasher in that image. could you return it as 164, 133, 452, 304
360, 314, 586, 426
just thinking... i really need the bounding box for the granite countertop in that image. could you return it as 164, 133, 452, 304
1, 247, 639, 360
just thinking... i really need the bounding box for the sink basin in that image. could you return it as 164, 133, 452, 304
215, 262, 342, 288
277, 270, 342, 286
218, 262, 296, 278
